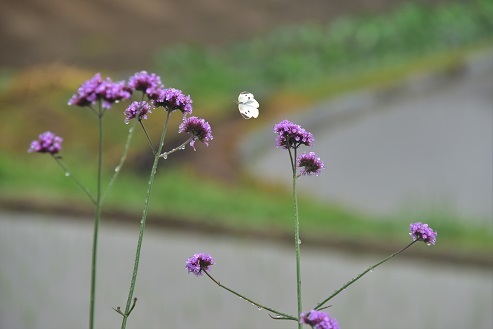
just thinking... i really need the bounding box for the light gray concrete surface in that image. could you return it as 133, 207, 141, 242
1, 212, 491, 329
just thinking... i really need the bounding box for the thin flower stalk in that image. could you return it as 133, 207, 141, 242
139, 120, 157, 155
203, 270, 298, 321
101, 121, 137, 202
288, 146, 303, 329
314, 240, 417, 310
120, 110, 172, 329
89, 104, 105, 329
160, 136, 193, 159
52, 155, 96, 205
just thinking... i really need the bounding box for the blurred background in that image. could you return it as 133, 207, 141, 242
0, 0, 492, 328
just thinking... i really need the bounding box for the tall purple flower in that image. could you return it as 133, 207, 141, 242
124, 101, 152, 123
68, 73, 131, 109
154, 88, 193, 115
300, 310, 339, 329
128, 71, 164, 100
28, 131, 63, 155
178, 116, 213, 150
186, 253, 215, 276
274, 120, 314, 149
409, 222, 437, 245
297, 152, 325, 176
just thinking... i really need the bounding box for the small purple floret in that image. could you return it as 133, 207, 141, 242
68, 73, 103, 107
273, 120, 314, 149
186, 253, 215, 276
154, 88, 193, 115
178, 116, 213, 150
124, 101, 152, 123
28, 131, 63, 155
409, 222, 437, 245
300, 310, 339, 329
297, 152, 325, 176
128, 71, 164, 100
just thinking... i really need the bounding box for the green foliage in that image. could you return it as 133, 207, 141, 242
154, 0, 493, 106
1, 152, 491, 253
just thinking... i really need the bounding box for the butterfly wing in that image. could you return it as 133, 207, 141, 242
245, 99, 259, 108
238, 103, 259, 119
238, 92, 253, 103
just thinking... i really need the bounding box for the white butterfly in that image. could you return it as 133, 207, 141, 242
238, 91, 259, 119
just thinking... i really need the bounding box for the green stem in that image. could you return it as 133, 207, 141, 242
288, 147, 303, 328
203, 270, 297, 321
101, 121, 137, 203
140, 120, 156, 155
52, 156, 96, 205
120, 111, 171, 329
89, 108, 104, 329
159, 136, 193, 159
314, 240, 418, 310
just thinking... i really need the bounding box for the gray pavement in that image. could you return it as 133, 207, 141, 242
1, 212, 491, 329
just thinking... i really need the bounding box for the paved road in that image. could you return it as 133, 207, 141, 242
1, 212, 491, 329
244, 54, 493, 226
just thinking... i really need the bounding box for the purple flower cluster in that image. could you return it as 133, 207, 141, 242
186, 253, 215, 276
127, 71, 163, 100
179, 116, 213, 150
297, 152, 325, 176
300, 310, 339, 329
274, 119, 324, 177
68, 73, 131, 109
409, 222, 437, 245
124, 101, 152, 124
154, 88, 193, 115
273, 120, 314, 150
28, 131, 63, 155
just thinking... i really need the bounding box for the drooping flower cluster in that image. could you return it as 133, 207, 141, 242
28, 131, 63, 155
124, 101, 152, 124
127, 71, 164, 100
300, 310, 339, 329
68, 73, 131, 109
179, 116, 213, 150
154, 88, 193, 115
273, 119, 314, 150
297, 152, 325, 176
409, 222, 437, 245
186, 253, 215, 276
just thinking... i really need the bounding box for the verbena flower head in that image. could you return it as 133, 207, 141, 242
96, 78, 132, 109
186, 253, 215, 276
154, 88, 193, 115
297, 152, 325, 176
28, 131, 63, 155
300, 310, 339, 329
128, 71, 164, 100
124, 101, 152, 124
68, 73, 131, 109
178, 116, 213, 150
409, 222, 437, 245
274, 119, 314, 149
68, 73, 103, 107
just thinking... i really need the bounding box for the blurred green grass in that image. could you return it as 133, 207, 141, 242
1, 0, 492, 256
0, 151, 491, 254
